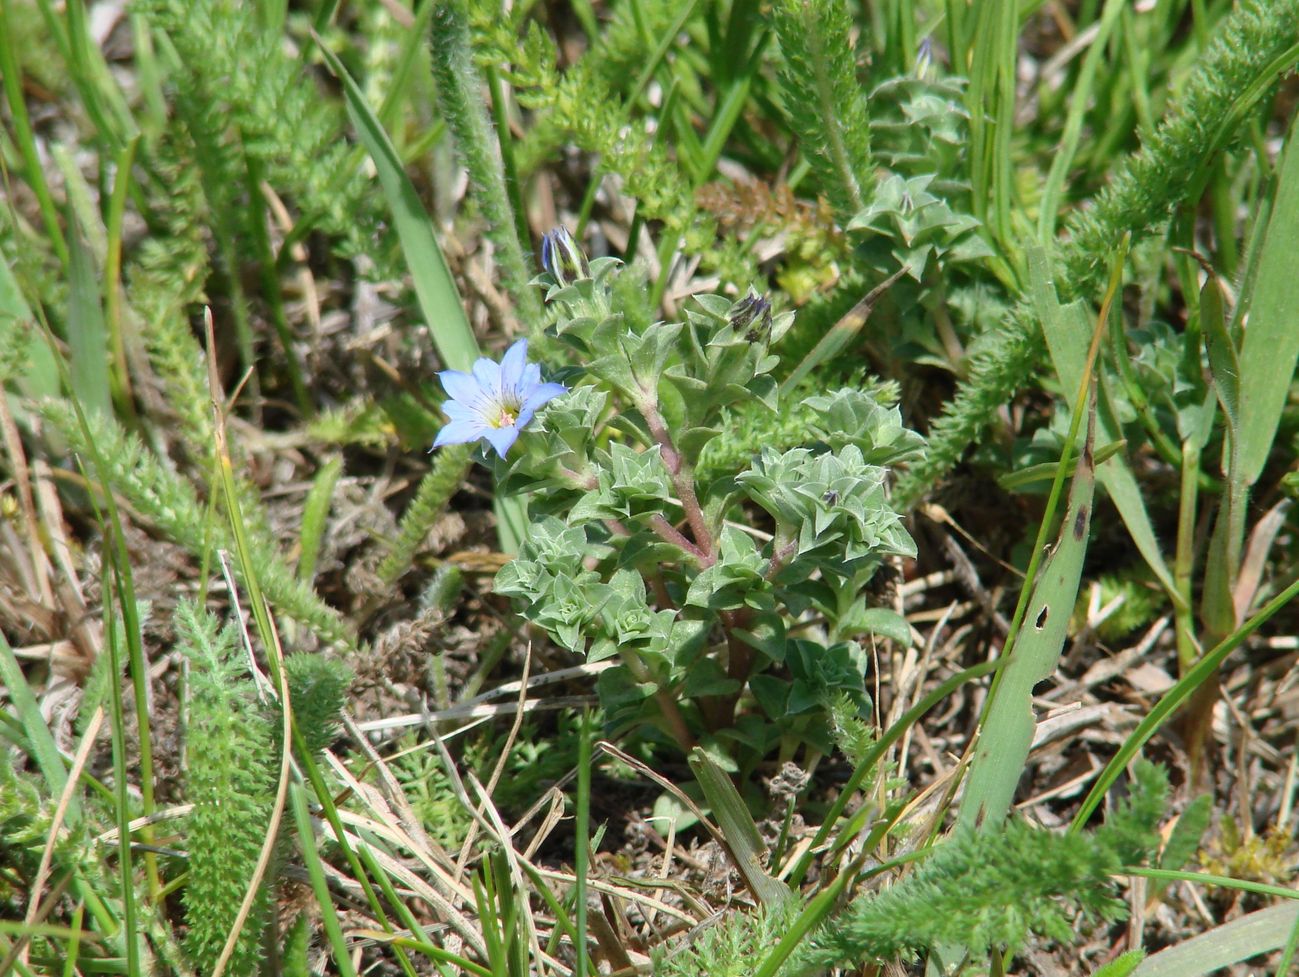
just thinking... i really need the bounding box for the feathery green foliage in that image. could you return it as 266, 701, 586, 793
896, 0, 1299, 507
770, 0, 874, 223
378, 442, 473, 583
656, 900, 801, 977
177, 600, 275, 977
0, 753, 47, 904
496, 26, 718, 257
503, 0, 693, 176
430, 0, 541, 325
42, 404, 352, 646
1060, 0, 1299, 295
795, 763, 1169, 971
282, 653, 352, 759
126, 128, 213, 449
135, 0, 380, 259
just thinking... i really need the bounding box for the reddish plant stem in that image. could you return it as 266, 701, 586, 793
641, 402, 714, 566
722, 609, 753, 683
610, 519, 676, 610
764, 532, 798, 581
648, 513, 705, 562
619, 648, 695, 752
560, 466, 598, 491
707, 531, 795, 731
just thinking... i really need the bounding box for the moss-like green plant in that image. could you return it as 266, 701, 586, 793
177, 600, 276, 977
282, 652, 352, 759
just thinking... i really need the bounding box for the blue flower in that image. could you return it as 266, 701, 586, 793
432, 339, 567, 457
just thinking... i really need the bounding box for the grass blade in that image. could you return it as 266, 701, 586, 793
1129, 902, 1299, 977
958, 404, 1097, 827
688, 748, 792, 905
1236, 120, 1299, 486
315, 39, 478, 374
289, 782, 358, 977
1029, 245, 1178, 599
65, 215, 112, 419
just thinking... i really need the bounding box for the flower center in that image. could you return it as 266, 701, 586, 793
489, 397, 521, 428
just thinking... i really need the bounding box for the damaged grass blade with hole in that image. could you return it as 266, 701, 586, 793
957, 243, 1121, 831
958, 403, 1097, 828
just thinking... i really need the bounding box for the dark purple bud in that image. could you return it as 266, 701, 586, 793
540, 226, 590, 287
730, 289, 773, 341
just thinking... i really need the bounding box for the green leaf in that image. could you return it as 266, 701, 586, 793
856, 607, 912, 646
298, 455, 342, 583
1129, 903, 1299, 977
688, 748, 793, 906
1029, 246, 1177, 600
1202, 276, 1239, 437
1236, 122, 1299, 486
1090, 950, 1145, 976
0, 632, 69, 803
998, 439, 1127, 491
1201, 268, 1245, 637
959, 411, 1096, 828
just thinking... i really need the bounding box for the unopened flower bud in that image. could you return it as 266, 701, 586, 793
730, 290, 773, 342
540, 226, 591, 288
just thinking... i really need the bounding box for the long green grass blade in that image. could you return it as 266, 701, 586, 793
0, 0, 69, 267
297, 454, 342, 583
1129, 902, 1299, 977
65, 215, 112, 419
1235, 121, 1299, 486
1029, 246, 1178, 599
958, 406, 1096, 827
315, 41, 478, 374
688, 748, 792, 905
290, 782, 358, 977
0, 632, 69, 797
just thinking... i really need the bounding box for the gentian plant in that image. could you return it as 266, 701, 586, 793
436, 228, 924, 760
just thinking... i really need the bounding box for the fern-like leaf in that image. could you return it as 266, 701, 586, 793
177, 601, 276, 977
770, 0, 875, 223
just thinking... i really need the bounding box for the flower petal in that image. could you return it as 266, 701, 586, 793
439, 369, 485, 407
483, 424, 520, 457
500, 339, 529, 393
518, 362, 542, 395
472, 356, 503, 403
433, 417, 489, 448
521, 382, 568, 413
441, 399, 481, 422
